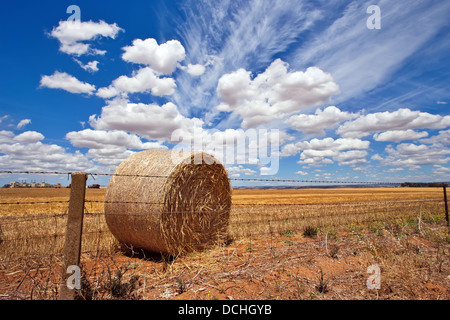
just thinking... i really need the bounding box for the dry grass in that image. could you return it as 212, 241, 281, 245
0, 186, 448, 300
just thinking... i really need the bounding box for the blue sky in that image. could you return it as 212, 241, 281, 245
0, 0, 449, 187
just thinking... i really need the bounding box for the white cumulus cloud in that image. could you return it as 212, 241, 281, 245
420, 129, 450, 146
282, 137, 370, 166
216, 59, 340, 128
122, 38, 186, 74
40, 71, 96, 95
13, 131, 44, 143
88, 99, 203, 140
0, 131, 97, 172
50, 20, 123, 56
374, 143, 450, 168
96, 67, 176, 98
74, 59, 99, 72
337, 108, 450, 138
16, 119, 31, 129
373, 130, 429, 142
184, 64, 206, 77
66, 129, 167, 150
285, 106, 359, 135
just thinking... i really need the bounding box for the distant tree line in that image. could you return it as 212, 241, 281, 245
401, 182, 447, 187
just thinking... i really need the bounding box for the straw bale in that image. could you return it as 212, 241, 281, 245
104, 150, 231, 255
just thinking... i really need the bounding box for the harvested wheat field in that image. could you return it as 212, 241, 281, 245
0, 187, 449, 300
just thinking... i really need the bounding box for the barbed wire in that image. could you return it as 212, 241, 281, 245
0, 200, 69, 205
85, 200, 164, 205
0, 170, 73, 175
0, 170, 410, 185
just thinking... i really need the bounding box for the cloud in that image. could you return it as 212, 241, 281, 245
373, 130, 429, 142
170, 0, 324, 117
13, 131, 44, 143
66, 129, 167, 150
285, 106, 359, 135
432, 165, 450, 176
374, 143, 450, 168
226, 165, 256, 177
282, 137, 370, 156
74, 59, 99, 72
291, 0, 450, 102
49, 20, 123, 56
337, 108, 450, 138
16, 119, 31, 129
178, 0, 321, 73
333, 150, 369, 166
122, 38, 186, 74
0, 131, 96, 172
96, 67, 176, 98
420, 129, 450, 146
296, 170, 308, 176
0, 130, 14, 143
0, 115, 7, 123
40, 71, 96, 95
216, 59, 339, 128
179, 63, 206, 77
66, 129, 167, 167
169, 127, 289, 168
281, 137, 370, 166
85, 146, 135, 167
88, 98, 203, 140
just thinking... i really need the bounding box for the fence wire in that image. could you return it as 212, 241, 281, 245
0, 170, 410, 185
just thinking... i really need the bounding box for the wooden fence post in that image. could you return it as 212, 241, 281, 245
444, 184, 449, 228
59, 172, 87, 300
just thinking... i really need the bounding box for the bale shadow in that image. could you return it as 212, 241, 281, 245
119, 243, 176, 263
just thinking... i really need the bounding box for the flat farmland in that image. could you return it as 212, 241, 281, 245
231, 187, 443, 204
0, 187, 449, 300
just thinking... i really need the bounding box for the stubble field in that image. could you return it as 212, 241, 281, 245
0, 187, 449, 300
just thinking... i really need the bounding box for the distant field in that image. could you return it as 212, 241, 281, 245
0, 186, 443, 209
231, 187, 443, 205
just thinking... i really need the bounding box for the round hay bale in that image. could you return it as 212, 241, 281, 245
104, 150, 232, 256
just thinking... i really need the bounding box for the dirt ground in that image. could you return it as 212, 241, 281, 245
5, 224, 442, 300
126, 229, 450, 300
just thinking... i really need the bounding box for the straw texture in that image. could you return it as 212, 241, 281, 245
104, 150, 231, 256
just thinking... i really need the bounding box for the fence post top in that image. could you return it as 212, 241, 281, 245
70, 172, 88, 179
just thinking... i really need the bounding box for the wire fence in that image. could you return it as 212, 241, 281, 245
0, 170, 448, 299
0, 170, 404, 184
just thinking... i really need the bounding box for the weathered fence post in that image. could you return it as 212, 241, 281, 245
444, 184, 449, 228
59, 172, 87, 300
